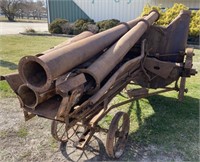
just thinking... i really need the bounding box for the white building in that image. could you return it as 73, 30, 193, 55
47, 0, 200, 23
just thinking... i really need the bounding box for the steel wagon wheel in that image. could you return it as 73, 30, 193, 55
106, 111, 130, 158
178, 77, 186, 102
51, 120, 68, 142
51, 120, 80, 142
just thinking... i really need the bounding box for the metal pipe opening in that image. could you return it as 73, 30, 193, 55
17, 85, 37, 108
23, 61, 47, 88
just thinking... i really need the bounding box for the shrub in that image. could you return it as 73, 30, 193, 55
86, 24, 99, 33
73, 19, 95, 34
97, 19, 120, 32
61, 23, 74, 35
142, 3, 200, 37
49, 18, 68, 34
189, 10, 200, 37
25, 27, 36, 33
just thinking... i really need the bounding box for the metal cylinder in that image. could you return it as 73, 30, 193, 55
17, 84, 55, 109
16, 32, 94, 108
42, 31, 94, 54
18, 17, 143, 92
83, 10, 159, 92
17, 31, 93, 93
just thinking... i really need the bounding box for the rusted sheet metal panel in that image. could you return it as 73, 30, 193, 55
144, 11, 191, 63
143, 57, 179, 79
127, 88, 149, 98
23, 95, 61, 120
56, 73, 87, 95
2, 73, 23, 93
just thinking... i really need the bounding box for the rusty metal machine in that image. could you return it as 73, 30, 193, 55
1, 10, 197, 158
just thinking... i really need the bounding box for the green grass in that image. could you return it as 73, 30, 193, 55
127, 96, 199, 160
103, 49, 200, 160
17, 125, 28, 138
49, 137, 59, 150
0, 35, 66, 97
0, 16, 47, 23
0, 35, 199, 160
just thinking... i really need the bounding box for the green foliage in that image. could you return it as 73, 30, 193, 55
74, 19, 94, 28
73, 18, 95, 34
142, 3, 200, 37
49, 18, 68, 34
25, 27, 36, 33
189, 10, 200, 37
97, 19, 120, 32
49, 18, 120, 35
0, 35, 66, 97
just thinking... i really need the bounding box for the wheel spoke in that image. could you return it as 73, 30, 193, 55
106, 112, 130, 159
51, 120, 69, 142
57, 123, 65, 133
60, 129, 67, 139
118, 124, 123, 132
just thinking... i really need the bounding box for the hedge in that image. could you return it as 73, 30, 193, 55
142, 3, 200, 37
49, 18, 68, 34
49, 18, 120, 35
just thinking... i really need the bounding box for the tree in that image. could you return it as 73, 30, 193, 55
0, 0, 25, 21
21, 0, 46, 20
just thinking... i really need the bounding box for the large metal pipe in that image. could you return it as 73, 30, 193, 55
16, 32, 94, 108
82, 10, 159, 92
42, 31, 94, 54
17, 84, 55, 109
18, 17, 143, 92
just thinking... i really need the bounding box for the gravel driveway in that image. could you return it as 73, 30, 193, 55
0, 98, 109, 161
0, 22, 48, 35
0, 98, 185, 162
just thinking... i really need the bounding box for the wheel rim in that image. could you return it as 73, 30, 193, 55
106, 112, 130, 158
51, 120, 80, 143
51, 120, 68, 142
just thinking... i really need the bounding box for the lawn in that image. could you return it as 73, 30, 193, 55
0, 35, 199, 161
0, 16, 47, 23
102, 48, 200, 160
0, 35, 66, 97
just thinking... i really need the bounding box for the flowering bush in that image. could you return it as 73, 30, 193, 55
142, 3, 200, 37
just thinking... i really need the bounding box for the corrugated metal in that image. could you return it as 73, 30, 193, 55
74, 0, 148, 22
48, 0, 200, 23
149, 0, 200, 9
48, 0, 90, 22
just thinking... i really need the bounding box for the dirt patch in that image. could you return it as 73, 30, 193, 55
0, 98, 184, 162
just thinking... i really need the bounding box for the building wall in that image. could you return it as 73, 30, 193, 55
47, 0, 200, 23
149, 0, 200, 9
73, 0, 147, 22
47, 0, 90, 23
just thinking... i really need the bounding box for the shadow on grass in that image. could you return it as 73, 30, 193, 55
0, 60, 17, 70
58, 95, 199, 161
125, 95, 199, 161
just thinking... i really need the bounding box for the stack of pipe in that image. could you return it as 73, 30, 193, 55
14, 10, 159, 113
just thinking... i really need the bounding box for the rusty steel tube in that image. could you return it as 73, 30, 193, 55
18, 17, 143, 92
83, 10, 159, 92
17, 84, 55, 109
42, 31, 94, 54
16, 32, 94, 108
18, 31, 94, 93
